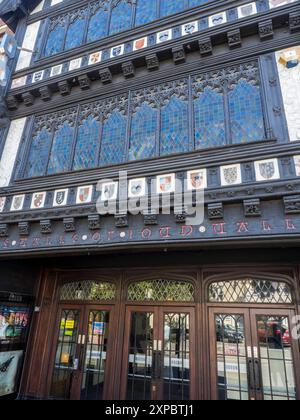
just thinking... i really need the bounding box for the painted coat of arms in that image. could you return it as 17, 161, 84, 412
0, 197, 6, 213
31, 192, 46, 209
89, 52, 102, 65
78, 186, 92, 203
54, 189, 68, 207
102, 183, 118, 201
157, 174, 175, 194
182, 22, 198, 35
259, 161, 275, 180
129, 179, 146, 198
133, 38, 147, 51
223, 167, 238, 185
111, 45, 123, 58
11, 195, 24, 211
187, 170, 206, 190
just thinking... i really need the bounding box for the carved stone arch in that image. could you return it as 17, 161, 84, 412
68, 7, 87, 24
49, 14, 67, 31
204, 271, 296, 304
154, 79, 189, 107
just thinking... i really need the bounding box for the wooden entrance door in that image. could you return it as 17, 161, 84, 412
121, 306, 196, 400
49, 304, 115, 400
209, 307, 299, 400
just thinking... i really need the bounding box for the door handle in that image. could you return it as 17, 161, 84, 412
247, 358, 255, 391
253, 358, 262, 392
152, 351, 162, 380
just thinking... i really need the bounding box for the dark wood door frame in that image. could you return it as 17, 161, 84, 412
47, 303, 116, 400
208, 305, 300, 401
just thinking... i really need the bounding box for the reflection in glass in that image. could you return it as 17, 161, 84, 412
256, 316, 296, 400
163, 313, 190, 400
81, 311, 110, 400
51, 310, 80, 399
126, 312, 153, 400
215, 315, 248, 400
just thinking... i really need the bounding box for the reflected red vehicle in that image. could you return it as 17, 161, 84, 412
257, 321, 291, 347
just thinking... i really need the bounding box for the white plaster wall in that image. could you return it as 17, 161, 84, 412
276, 50, 300, 142
31, 0, 45, 14
15, 21, 41, 71
0, 118, 27, 187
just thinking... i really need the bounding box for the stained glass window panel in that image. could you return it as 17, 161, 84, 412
194, 88, 226, 149
99, 112, 127, 166
160, 0, 186, 17
229, 80, 265, 144
47, 123, 75, 174
160, 96, 189, 156
65, 16, 86, 50
109, 0, 133, 35
25, 128, 52, 178
73, 116, 101, 170
189, 0, 210, 7
129, 103, 157, 161
135, 0, 158, 26
87, 6, 108, 43
44, 23, 65, 57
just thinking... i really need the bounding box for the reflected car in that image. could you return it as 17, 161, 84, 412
257, 321, 291, 347
216, 324, 244, 343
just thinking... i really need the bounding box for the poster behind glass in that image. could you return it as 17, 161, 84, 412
0, 305, 31, 397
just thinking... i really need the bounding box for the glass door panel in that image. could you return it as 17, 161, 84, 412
81, 310, 110, 400
210, 308, 299, 401
254, 315, 296, 400
163, 313, 190, 400
126, 311, 154, 400
214, 314, 249, 400
51, 308, 81, 399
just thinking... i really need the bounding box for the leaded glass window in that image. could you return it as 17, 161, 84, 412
135, 0, 158, 26
25, 128, 53, 178
99, 112, 127, 166
87, 4, 109, 43
129, 103, 157, 161
208, 279, 293, 304
160, 96, 189, 156
194, 88, 226, 149
160, 0, 186, 17
73, 115, 101, 170
44, 22, 65, 57
109, 0, 133, 35
60, 281, 116, 301
228, 80, 265, 144
65, 14, 86, 51
48, 122, 75, 174
127, 280, 195, 302
189, 0, 209, 7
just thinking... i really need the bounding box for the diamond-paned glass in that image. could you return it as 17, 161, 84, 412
135, 0, 158, 26
47, 122, 75, 174
127, 280, 195, 302
99, 112, 127, 166
25, 128, 53, 178
87, 5, 108, 43
109, 0, 133, 35
229, 80, 265, 144
65, 15, 86, 50
73, 115, 101, 170
160, 0, 186, 17
194, 88, 226, 149
44, 22, 65, 57
60, 281, 116, 301
208, 279, 293, 304
160, 96, 189, 156
129, 103, 157, 161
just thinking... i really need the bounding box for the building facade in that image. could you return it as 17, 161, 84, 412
0, 0, 300, 401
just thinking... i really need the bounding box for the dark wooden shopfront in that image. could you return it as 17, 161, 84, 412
19, 262, 300, 401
